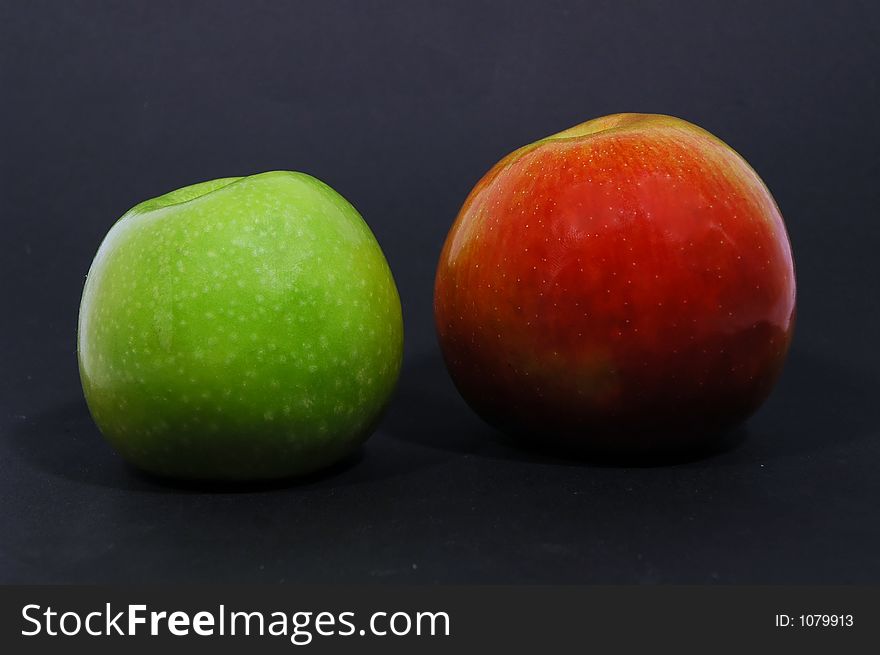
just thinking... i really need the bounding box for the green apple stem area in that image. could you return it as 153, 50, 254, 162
78, 171, 403, 481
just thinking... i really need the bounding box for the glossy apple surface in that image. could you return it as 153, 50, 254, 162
79, 171, 403, 479
435, 114, 795, 453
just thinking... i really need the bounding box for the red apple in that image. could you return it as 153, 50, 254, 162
434, 113, 796, 453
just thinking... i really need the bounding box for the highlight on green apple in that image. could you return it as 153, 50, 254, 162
78, 171, 403, 480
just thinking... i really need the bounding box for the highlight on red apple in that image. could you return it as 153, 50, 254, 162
434, 113, 796, 454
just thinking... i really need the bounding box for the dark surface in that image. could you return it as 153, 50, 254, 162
1, 0, 878, 583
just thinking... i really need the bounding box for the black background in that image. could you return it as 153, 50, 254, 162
1, 0, 878, 584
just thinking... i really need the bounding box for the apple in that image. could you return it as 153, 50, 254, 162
434, 114, 795, 453
78, 171, 403, 480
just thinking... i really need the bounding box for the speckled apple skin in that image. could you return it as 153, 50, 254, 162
435, 114, 796, 453
79, 171, 403, 480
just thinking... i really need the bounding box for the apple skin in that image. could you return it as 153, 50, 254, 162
434, 114, 795, 453
78, 171, 403, 480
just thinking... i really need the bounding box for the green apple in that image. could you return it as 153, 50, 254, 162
78, 171, 403, 480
